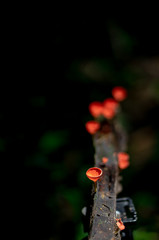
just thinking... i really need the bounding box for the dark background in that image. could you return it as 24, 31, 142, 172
2, 9, 159, 240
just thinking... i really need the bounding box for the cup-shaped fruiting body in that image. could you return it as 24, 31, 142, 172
102, 98, 119, 119
117, 152, 130, 169
116, 218, 125, 230
103, 98, 119, 111
102, 157, 108, 163
85, 120, 100, 134
86, 167, 103, 182
112, 86, 127, 102
102, 107, 116, 119
89, 101, 103, 118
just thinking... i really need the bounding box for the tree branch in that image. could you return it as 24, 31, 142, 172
88, 121, 127, 240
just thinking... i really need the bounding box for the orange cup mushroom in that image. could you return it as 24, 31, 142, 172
102, 98, 119, 119
117, 152, 130, 169
102, 157, 108, 163
112, 86, 127, 102
116, 218, 125, 230
85, 120, 100, 134
102, 107, 116, 119
86, 167, 103, 182
103, 98, 119, 111
88, 101, 103, 118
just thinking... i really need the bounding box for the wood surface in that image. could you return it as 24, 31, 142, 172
88, 121, 127, 240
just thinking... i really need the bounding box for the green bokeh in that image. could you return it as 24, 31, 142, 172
39, 130, 69, 153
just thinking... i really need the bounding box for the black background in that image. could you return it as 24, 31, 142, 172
2, 8, 159, 240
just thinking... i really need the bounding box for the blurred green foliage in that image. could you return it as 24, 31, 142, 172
39, 130, 69, 154
134, 229, 158, 240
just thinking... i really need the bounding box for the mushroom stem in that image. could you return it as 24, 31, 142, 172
94, 181, 97, 192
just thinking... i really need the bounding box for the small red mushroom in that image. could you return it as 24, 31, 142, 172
102, 157, 108, 163
85, 121, 100, 134
102, 107, 116, 119
116, 218, 125, 230
103, 98, 119, 111
117, 152, 130, 169
112, 86, 127, 102
89, 101, 103, 118
102, 98, 119, 119
86, 167, 103, 182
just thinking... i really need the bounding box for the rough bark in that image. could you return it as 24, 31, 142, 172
88, 122, 127, 240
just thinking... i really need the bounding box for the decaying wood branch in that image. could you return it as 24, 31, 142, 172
88, 121, 127, 240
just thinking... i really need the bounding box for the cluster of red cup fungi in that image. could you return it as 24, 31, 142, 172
85, 86, 129, 231
85, 86, 127, 135
85, 86, 130, 170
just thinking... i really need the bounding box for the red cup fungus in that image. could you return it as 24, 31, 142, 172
116, 218, 125, 230
103, 98, 119, 111
86, 167, 103, 182
112, 86, 127, 102
102, 98, 119, 119
117, 152, 130, 169
102, 107, 116, 119
89, 101, 103, 118
85, 121, 100, 134
102, 157, 108, 163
